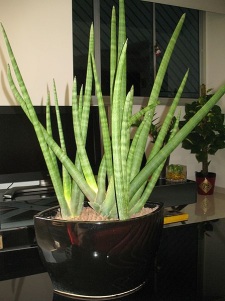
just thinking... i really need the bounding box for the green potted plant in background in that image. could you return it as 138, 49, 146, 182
180, 84, 225, 195
1, 0, 225, 299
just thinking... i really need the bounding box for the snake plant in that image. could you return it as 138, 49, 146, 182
1, 0, 225, 220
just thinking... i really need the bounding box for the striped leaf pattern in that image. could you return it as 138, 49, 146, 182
1, 0, 225, 220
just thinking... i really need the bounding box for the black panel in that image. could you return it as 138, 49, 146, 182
0, 106, 101, 184
0, 247, 45, 281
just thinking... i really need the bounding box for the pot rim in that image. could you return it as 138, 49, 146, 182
34, 202, 164, 224
195, 171, 216, 177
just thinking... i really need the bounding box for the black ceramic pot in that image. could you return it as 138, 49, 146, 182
34, 202, 163, 300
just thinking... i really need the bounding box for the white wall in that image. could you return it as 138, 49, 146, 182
204, 12, 225, 187
205, 12, 225, 105
0, 0, 73, 106
0, 1, 72, 299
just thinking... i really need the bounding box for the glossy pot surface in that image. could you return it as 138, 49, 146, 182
34, 202, 163, 300
195, 172, 216, 195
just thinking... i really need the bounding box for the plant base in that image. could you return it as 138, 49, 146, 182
195, 172, 216, 195
34, 203, 163, 300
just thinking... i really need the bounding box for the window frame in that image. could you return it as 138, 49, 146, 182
74, 0, 203, 105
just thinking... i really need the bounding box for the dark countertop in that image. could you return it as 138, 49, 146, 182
1, 187, 225, 300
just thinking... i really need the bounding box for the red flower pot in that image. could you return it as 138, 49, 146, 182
195, 172, 216, 195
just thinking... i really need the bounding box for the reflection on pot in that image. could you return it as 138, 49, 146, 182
195, 194, 215, 216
